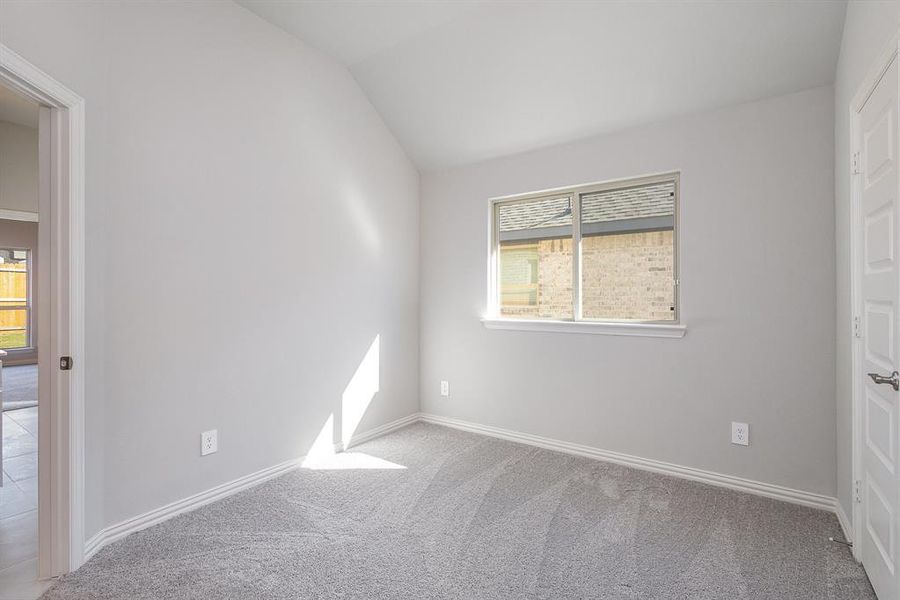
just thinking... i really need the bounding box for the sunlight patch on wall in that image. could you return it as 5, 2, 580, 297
303, 414, 338, 465
343, 184, 382, 255
342, 335, 380, 446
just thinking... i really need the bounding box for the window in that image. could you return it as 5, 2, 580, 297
489, 173, 680, 332
0, 249, 31, 349
497, 195, 573, 319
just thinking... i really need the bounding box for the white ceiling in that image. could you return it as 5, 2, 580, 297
237, 0, 848, 171
0, 85, 39, 129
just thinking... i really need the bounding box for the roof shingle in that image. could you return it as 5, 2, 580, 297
499, 181, 674, 232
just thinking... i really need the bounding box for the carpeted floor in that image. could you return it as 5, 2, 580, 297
42, 423, 875, 599
2, 365, 37, 412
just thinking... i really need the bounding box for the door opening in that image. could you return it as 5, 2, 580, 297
0, 82, 43, 596
0, 43, 86, 593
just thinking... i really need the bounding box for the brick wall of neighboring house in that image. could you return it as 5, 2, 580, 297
536, 238, 574, 318
581, 230, 675, 320
500, 230, 674, 320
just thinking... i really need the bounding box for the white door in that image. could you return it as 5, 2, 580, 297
859, 53, 900, 600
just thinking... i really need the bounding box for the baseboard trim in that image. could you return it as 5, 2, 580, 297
83, 411, 841, 563
346, 412, 420, 449
83, 413, 419, 562
836, 502, 854, 542
83, 455, 302, 562
417, 413, 837, 512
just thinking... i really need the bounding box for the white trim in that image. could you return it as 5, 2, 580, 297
486, 170, 681, 326
481, 317, 686, 338
83, 413, 417, 562
848, 26, 900, 564
0, 209, 38, 222
488, 170, 682, 204
344, 413, 419, 449
849, 98, 865, 563
82, 411, 845, 566
68, 70, 87, 575
2, 346, 36, 355
418, 413, 836, 511
851, 27, 900, 113
836, 501, 854, 547
83, 455, 303, 562
0, 44, 86, 575
572, 188, 582, 320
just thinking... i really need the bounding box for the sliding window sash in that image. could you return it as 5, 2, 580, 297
572, 192, 582, 321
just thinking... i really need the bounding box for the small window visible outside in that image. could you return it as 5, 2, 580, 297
491, 173, 678, 323
0, 249, 31, 349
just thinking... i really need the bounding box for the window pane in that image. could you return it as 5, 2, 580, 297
0, 271, 27, 304
498, 196, 573, 319
0, 249, 29, 348
0, 308, 27, 348
580, 181, 676, 321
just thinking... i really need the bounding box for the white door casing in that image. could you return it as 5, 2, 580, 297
856, 49, 900, 600
0, 44, 86, 576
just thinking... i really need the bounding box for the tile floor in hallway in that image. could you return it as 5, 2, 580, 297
0, 406, 51, 599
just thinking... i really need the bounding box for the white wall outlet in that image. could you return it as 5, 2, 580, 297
731, 422, 749, 446
440, 380, 450, 397
201, 429, 218, 456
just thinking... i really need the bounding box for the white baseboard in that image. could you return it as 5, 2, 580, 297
417, 413, 838, 512
836, 502, 854, 543
83, 456, 302, 562
83, 413, 418, 562
345, 412, 420, 448
84, 410, 842, 565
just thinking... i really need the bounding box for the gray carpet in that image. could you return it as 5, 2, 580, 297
2, 364, 37, 411
43, 423, 874, 599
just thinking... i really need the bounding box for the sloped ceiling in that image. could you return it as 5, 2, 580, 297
237, 0, 847, 171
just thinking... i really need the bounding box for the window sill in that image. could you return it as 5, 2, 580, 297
481, 318, 686, 338
1, 347, 35, 355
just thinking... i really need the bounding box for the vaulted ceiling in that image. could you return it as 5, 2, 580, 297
237, 0, 848, 171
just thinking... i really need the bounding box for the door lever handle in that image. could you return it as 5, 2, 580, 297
868, 371, 900, 391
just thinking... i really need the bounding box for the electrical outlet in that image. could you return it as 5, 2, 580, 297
440, 380, 450, 397
731, 422, 749, 446
201, 429, 218, 456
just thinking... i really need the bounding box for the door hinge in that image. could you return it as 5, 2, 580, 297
59, 356, 73, 371
853, 315, 862, 339
852, 152, 861, 175
855, 479, 862, 504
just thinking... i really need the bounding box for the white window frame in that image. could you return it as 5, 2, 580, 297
483, 171, 685, 338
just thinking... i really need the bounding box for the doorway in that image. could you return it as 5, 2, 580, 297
0, 81, 44, 598
0, 43, 85, 596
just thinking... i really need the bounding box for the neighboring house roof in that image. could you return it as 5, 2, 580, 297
499, 181, 675, 233
499, 181, 675, 241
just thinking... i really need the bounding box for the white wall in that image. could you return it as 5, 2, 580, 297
834, 1, 900, 518
0, 120, 38, 213
0, 0, 846, 546
0, 0, 419, 537
421, 86, 836, 496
